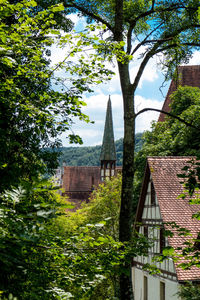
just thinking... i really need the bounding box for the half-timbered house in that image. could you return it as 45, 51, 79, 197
132, 157, 200, 300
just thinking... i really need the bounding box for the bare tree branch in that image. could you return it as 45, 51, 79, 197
131, 21, 200, 93
130, 22, 164, 56
128, 3, 186, 30
135, 108, 200, 130
64, 1, 114, 33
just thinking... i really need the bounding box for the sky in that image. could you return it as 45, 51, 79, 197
50, 15, 200, 147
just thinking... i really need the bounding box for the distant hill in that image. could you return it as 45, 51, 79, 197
60, 132, 143, 166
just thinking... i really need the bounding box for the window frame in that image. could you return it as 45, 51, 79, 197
144, 275, 148, 300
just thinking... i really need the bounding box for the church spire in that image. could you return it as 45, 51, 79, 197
100, 96, 116, 181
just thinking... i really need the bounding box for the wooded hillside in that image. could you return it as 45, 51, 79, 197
60, 132, 143, 166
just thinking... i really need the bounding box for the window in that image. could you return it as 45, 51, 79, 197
160, 228, 165, 253
143, 226, 149, 254
144, 276, 148, 300
151, 182, 155, 205
160, 282, 165, 300
144, 226, 148, 238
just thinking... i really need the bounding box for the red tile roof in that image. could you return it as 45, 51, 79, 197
62, 166, 122, 202
148, 157, 200, 281
158, 65, 200, 122
62, 166, 101, 192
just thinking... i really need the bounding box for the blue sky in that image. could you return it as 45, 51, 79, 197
50, 15, 200, 147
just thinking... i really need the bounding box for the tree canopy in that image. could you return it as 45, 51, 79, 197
60, 133, 143, 167
58, 1, 200, 298
0, 1, 114, 298
133, 86, 200, 213
0, 0, 115, 192
51, 174, 149, 299
1, 0, 200, 298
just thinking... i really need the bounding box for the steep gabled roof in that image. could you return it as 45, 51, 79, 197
136, 156, 200, 281
159, 65, 200, 122
100, 96, 117, 161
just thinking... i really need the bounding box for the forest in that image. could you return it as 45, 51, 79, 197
1, 0, 200, 299
60, 133, 143, 166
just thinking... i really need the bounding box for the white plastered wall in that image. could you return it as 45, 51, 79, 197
132, 268, 180, 300
132, 178, 180, 299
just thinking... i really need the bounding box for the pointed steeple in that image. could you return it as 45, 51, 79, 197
100, 96, 116, 181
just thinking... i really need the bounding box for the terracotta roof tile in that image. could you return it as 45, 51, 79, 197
62, 166, 101, 192
148, 157, 200, 281
158, 65, 200, 122
62, 166, 122, 202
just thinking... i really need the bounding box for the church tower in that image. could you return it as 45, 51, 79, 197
100, 96, 116, 181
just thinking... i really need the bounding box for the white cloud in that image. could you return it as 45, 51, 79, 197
188, 51, 200, 65
82, 93, 122, 111
68, 14, 80, 25
135, 95, 163, 133
74, 128, 102, 139
82, 94, 109, 111
137, 60, 159, 88
51, 15, 200, 147
128, 44, 160, 88
61, 92, 163, 146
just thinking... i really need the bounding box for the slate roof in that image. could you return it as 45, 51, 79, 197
100, 96, 117, 161
158, 65, 200, 122
137, 157, 200, 281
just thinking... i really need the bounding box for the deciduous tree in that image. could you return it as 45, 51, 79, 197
135, 86, 200, 201
0, 0, 113, 192
58, 1, 200, 298
0, 1, 114, 298
51, 174, 149, 299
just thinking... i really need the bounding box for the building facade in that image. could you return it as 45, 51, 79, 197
132, 157, 200, 300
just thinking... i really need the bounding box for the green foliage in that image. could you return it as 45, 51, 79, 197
0, 1, 121, 299
0, 175, 131, 299
60, 133, 143, 167
50, 175, 149, 299
61, 222, 124, 299
0, 1, 115, 192
68, 174, 121, 238
0, 180, 71, 299
57, 1, 200, 298
83, 175, 121, 239
0, 1, 68, 190
134, 86, 200, 208
177, 282, 200, 300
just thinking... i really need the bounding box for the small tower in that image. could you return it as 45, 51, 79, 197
100, 96, 116, 181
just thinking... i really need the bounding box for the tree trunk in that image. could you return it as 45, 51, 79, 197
118, 61, 135, 300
